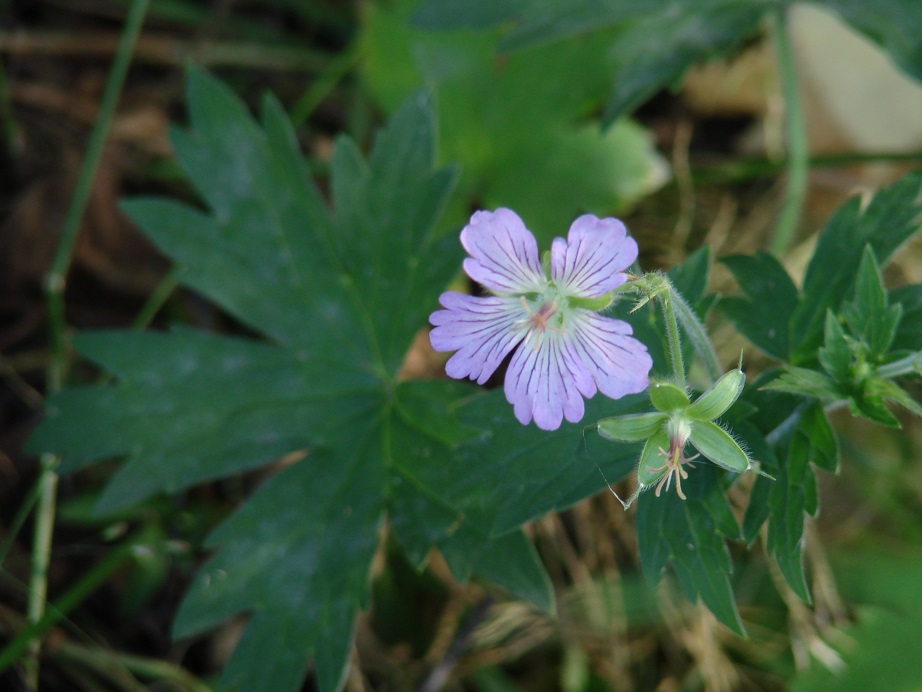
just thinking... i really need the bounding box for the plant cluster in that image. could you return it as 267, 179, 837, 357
4, 0, 922, 689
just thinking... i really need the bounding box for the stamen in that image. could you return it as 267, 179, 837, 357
649, 441, 690, 500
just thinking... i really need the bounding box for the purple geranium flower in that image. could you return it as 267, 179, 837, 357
429, 208, 653, 430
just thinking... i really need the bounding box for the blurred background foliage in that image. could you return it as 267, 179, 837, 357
360, 0, 669, 240
1, 0, 921, 690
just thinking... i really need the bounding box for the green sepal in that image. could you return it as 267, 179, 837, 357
649, 381, 690, 411
637, 428, 671, 487
686, 367, 745, 422
567, 293, 614, 311
597, 412, 667, 442
688, 421, 751, 474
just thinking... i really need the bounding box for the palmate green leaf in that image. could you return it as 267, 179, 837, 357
790, 170, 922, 363
723, 174, 922, 365
362, 0, 668, 242
768, 429, 815, 602
734, 380, 838, 598
843, 247, 902, 359
766, 403, 838, 601
27, 68, 519, 692
385, 387, 655, 614
40, 328, 377, 510
761, 366, 842, 402
391, 389, 648, 556
636, 465, 745, 635
173, 447, 383, 692
411, 0, 526, 31
27, 67, 667, 691
718, 252, 799, 360
736, 421, 783, 544
800, 403, 838, 474
733, 374, 805, 544
817, 311, 852, 382
890, 283, 922, 352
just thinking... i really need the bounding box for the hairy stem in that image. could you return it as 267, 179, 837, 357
662, 292, 686, 389
668, 282, 721, 383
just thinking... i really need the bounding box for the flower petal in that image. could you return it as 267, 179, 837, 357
564, 312, 652, 400
551, 215, 637, 297
461, 208, 546, 294
504, 331, 585, 431
429, 292, 524, 385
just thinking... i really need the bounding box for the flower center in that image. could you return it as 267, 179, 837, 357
517, 296, 566, 337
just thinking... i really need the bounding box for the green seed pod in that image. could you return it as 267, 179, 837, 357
688, 420, 750, 473
597, 412, 667, 442
686, 368, 745, 422
649, 381, 690, 412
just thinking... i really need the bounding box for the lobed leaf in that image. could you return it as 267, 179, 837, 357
791, 171, 922, 362
890, 284, 922, 352
173, 448, 383, 692
766, 403, 838, 601
28, 69, 514, 692
737, 422, 783, 544
761, 367, 843, 402
636, 465, 744, 635
719, 252, 798, 361
843, 247, 903, 359
817, 311, 853, 382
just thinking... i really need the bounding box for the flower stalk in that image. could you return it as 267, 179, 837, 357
770, 4, 809, 255
661, 291, 686, 388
